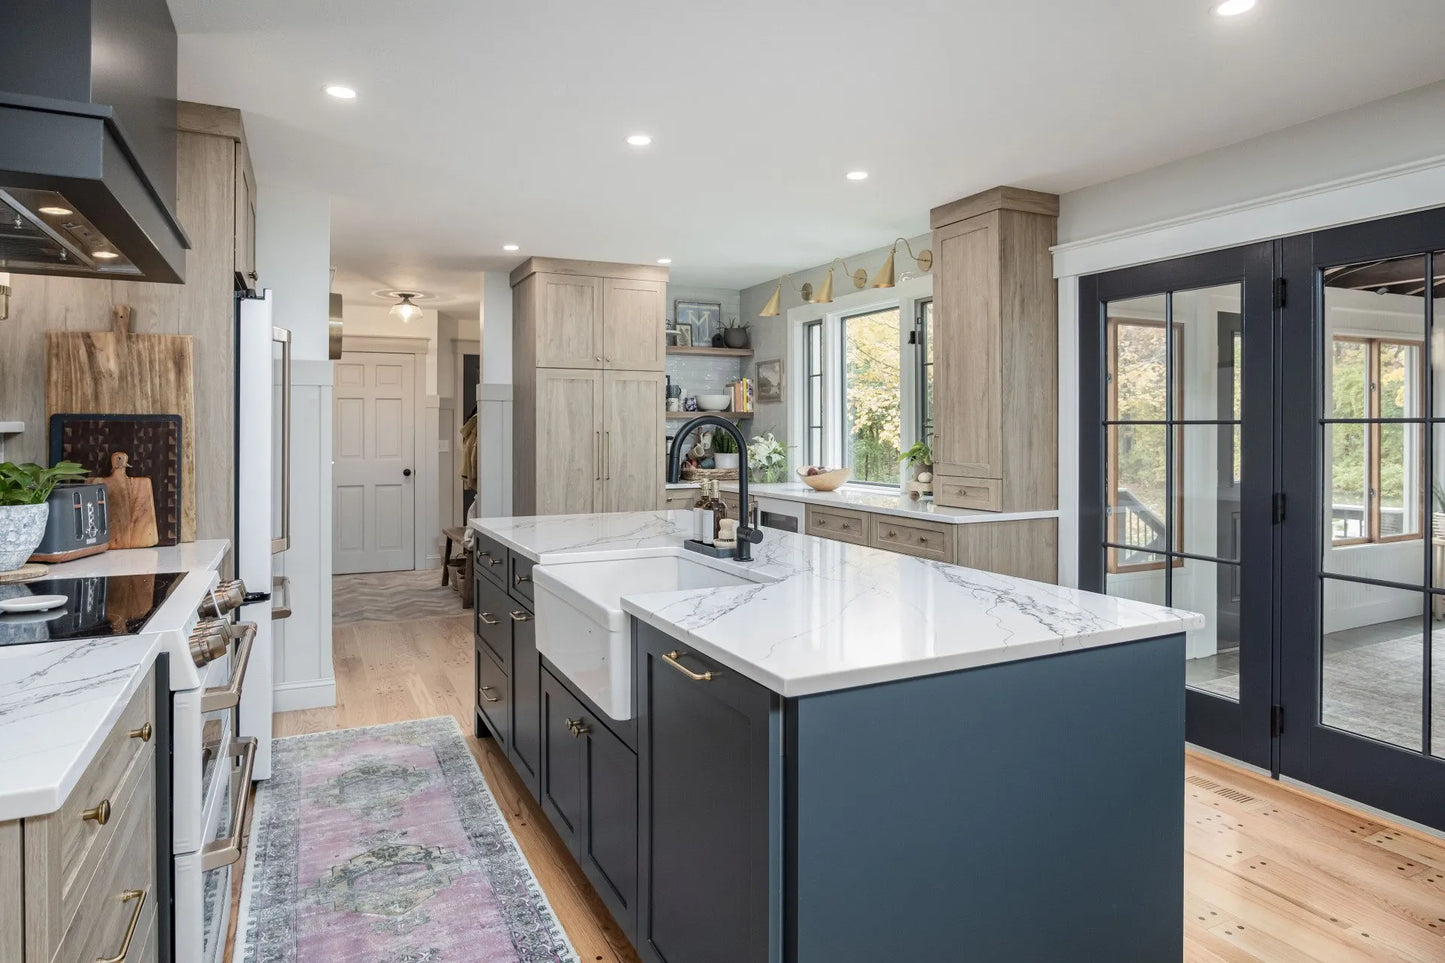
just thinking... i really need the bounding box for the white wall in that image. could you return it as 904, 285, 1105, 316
256, 185, 335, 711
478, 271, 513, 517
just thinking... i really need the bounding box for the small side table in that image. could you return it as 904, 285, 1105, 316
442, 526, 473, 609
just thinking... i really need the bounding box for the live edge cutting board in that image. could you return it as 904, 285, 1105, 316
46, 305, 197, 542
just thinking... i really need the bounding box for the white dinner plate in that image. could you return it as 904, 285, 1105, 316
0, 595, 69, 613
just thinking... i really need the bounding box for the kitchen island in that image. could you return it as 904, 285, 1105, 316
470, 511, 1202, 962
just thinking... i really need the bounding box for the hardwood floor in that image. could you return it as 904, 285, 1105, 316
245, 612, 1445, 963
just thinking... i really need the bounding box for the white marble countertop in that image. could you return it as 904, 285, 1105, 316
44, 539, 230, 578
473, 512, 1202, 698
663, 481, 1058, 525
0, 635, 163, 820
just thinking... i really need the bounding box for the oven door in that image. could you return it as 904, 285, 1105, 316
176, 735, 256, 963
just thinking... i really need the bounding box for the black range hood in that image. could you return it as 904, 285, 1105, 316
0, 0, 190, 283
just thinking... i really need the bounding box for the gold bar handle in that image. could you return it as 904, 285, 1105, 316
509, 610, 531, 622
128, 722, 152, 743
201, 737, 257, 871
95, 887, 146, 963
662, 650, 715, 682
82, 799, 111, 825
479, 612, 500, 626
480, 685, 500, 703
200, 622, 256, 714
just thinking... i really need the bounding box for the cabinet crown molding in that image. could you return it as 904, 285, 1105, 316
509, 256, 669, 288
930, 186, 1060, 230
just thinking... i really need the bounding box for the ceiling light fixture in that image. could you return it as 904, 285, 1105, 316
845, 170, 869, 181
390, 292, 424, 324
503, 243, 520, 252
626, 134, 653, 147
656, 258, 672, 265
871, 238, 934, 288
1212, 0, 1256, 16
92, 250, 120, 259
37, 206, 72, 216
325, 84, 358, 100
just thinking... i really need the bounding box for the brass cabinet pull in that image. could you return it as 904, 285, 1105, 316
595, 430, 602, 481
479, 612, 500, 626
509, 610, 531, 622
128, 722, 152, 743
514, 573, 531, 585
565, 718, 591, 737
605, 431, 611, 480
662, 650, 715, 682
201, 738, 257, 871
95, 887, 147, 963
488, 556, 503, 567
200, 622, 256, 713
82, 798, 111, 826
480, 685, 500, 703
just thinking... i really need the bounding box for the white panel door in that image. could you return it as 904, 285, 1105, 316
332, 352, 416, 573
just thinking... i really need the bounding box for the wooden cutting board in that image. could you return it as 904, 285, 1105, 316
47, 305, 196, 541
50, 414, 183, 546
89, 452, 159, 549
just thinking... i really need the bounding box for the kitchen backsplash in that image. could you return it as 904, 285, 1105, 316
665, 356, 740, 395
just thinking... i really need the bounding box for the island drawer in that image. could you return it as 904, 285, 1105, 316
871, 517, 955, 563
474, 532, 510, 588
509, 554, 536, 605
932, 474, 1002, 512
474, 577, 514, 673
476, 644, 510, 752
805, 506, 870, 545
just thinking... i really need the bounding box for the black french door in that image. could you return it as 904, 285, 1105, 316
1079, 242, 1278, 770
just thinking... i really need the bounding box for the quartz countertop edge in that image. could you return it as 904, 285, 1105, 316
43, 539, 231, 579
472, 513, 1205, 697
0, 634, 163, 821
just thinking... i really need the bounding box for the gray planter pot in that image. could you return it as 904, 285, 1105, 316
722, 327, 750, 349
0, 503, 49, 572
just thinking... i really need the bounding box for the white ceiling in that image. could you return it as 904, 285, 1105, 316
168, 0, 1445, 317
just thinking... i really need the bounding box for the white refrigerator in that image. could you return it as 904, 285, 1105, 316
236, 288, 290, 780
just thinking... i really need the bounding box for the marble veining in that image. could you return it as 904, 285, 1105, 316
473, 512, 1204, 697
678, 481, 1061, 525
0, 634, 162, 819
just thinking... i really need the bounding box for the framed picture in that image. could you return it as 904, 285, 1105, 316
674, 300, 721, 341
676, 325, 693, 347
756, 358, 783, 403
665, 327, 681, 347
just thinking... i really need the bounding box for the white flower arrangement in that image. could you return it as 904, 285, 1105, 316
747, 432, 790, 483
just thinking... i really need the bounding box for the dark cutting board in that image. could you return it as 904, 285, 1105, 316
49, 414, 182, 546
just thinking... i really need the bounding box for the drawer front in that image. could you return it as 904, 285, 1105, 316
51, 749, 157, 963
509, 553, 536, 605
476, 644, 510, 752
871, 517, 955, 563
474, 532, 509, 588
932, 475, 1003, 511
661, 488, 697, 510
805, 506, 870, 545
474, 577, 514, 673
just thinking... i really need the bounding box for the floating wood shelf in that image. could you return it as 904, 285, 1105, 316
665, 411, 753, 420
665, 346, 753, 357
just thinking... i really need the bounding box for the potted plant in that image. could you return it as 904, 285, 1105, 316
721, 317, 751, 349
747, 432, 789, 484
711, 429, 740, 470
900, 440, 933, 498
0, 461, 87, 571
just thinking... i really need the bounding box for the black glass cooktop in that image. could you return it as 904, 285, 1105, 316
0, 572, 188, 647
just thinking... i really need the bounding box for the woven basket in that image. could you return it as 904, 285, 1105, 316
680, 465, 739, 482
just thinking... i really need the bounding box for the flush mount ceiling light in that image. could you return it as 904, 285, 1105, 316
872, 238, 934, 288
626, 134, 653, 147
656, 258, 672, 265
389, 292, 424, 324
502, 243, 520, 252
92, 250, 120, 259
324, 84, 358, 100
1212, 0, 1256, 15
845, 170, 869, 181
37, 206, 72, 216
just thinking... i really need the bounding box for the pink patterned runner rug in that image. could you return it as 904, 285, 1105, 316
238, 717, 578, 962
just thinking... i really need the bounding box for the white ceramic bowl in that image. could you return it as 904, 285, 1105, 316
796, 467, 851, 491
696, 394, 732, 411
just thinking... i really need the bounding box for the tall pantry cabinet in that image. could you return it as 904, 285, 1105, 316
511, 258, 668, 515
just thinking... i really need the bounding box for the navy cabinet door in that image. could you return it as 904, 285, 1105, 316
581, 713, 638, 938
637, 627, 776, 963
509, 611, 541, 799
540, 669, 585, 851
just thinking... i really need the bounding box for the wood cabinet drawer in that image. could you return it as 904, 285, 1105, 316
474, 531, 509, 588
871, 517, 955, 563
660, 488, 698, 510
932, 475, 1003, 511
805, 506, 870, 545
476, 644, 510, 752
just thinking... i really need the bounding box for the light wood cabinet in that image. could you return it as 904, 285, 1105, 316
930, 186, 1058, 513
955, 518, 1059, 583
512, 258, 667, 516
805, 505, 871, 546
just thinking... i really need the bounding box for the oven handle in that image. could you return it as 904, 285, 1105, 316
201, 736, 257, 872
200, 622, 256, 714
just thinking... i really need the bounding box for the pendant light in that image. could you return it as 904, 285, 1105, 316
871, 238, 933, 288
390, 292, 423, 324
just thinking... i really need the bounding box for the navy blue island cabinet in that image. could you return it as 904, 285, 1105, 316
634, 622, 1187, 963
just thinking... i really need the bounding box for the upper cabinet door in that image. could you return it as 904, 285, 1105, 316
536, 274, 605, 369
932, 214, 1003, 480
604, 370, 664, 513
602, 278, 666, 371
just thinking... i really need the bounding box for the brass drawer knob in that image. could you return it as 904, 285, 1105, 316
83, 799, 111, 826
129, 722, 152, 743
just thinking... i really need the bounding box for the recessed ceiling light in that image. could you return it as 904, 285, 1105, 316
1213, 0, 1256, 15
846, 170, 869, 181
324, 84, 357, 100
92, 251, 119, 259
38, 206, 72, 216
503, 243, 520, 252
626, 134, 653, 147
656, 258, 672, 265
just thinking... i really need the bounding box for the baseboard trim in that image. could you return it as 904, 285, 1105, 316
273, 679, 336, 712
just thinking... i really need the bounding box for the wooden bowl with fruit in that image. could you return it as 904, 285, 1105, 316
796, 465, 851, 491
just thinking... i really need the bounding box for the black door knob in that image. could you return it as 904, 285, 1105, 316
403, 468, 413, 477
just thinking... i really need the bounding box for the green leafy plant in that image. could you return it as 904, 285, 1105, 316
711, 430, 739, 454
0, 461, 88, 507
721, 316, 749, 330
899, 441, 933, 468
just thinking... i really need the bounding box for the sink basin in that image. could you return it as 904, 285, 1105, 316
533, 553, 760, 720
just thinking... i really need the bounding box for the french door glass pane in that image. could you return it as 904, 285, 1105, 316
842, 308, 901, 483
1177, 559, 1243, 701
1173, 283, 1242, 422
1320, 579, 1424, 751
1110, 321, 1168, 421
1181, 424, 1240, 562
1330, 339, 1368, 419
1106, 555, 1167, 605
1377, 422, 1424, 538
1108, 424, 1169, 553
1327, 423, 1369, 543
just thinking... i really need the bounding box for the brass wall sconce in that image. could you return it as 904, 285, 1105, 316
872, 238, 933, 288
